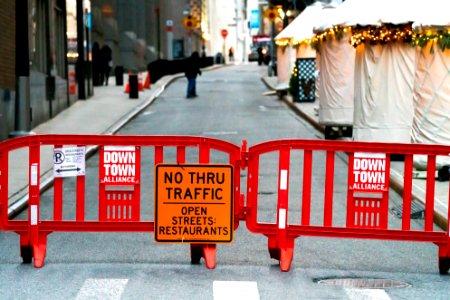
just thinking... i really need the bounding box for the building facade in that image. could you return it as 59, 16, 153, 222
0, 0, 79, 141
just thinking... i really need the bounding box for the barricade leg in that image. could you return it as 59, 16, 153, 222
267, 236, 295, 272
32, 232, 48, 268
190, 244, 217, 269
438, 242, 450, 275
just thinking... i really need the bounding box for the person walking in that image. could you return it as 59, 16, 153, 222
184, 52, 202, 98
228, 47, 234, 62
100, 45, 113, 86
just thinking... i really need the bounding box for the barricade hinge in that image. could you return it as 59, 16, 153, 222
239, 140, 249, 170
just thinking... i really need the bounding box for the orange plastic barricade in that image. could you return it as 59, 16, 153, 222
0, 135, 449, 273
0, 135, 243, 269
244, 139, 450, 273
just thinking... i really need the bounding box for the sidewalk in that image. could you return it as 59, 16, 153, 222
261, 75, 448, 229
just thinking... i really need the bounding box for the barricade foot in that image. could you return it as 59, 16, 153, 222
32, 233, 48, 268
280, 248, 294, 272
203, 244, 217, 269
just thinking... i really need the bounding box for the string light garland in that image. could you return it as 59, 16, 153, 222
413, 29, 450, 51
275, 38, 292, 47
312, 26, 351, 52
350, 24, 413, 48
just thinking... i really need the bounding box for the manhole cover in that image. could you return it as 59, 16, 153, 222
315, 278, 410, 289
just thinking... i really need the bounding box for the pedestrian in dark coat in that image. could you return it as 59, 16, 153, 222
184, 51, 202, 98
101, 45, 113, 86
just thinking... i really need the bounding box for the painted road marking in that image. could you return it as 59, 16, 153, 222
213, 281, 259, 300
76, 279, 128, 300
345, 289, 391, 300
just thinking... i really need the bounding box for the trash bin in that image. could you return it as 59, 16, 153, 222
215, 53, 224, 64
129, 73, 138, 99
115, 66, 124, 86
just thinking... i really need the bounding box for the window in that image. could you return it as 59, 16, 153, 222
30, 0, 46, 72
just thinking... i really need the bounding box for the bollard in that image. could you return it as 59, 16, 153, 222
115, 66, 124, 86
129, 74, 139, 99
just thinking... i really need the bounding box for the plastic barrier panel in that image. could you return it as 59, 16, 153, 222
0, 135, 449, 274
99, 146, 141, 221
0, 135, 243, 269
245, 139, 450, 273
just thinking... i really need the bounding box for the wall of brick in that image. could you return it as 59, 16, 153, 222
0, 0, 15, 89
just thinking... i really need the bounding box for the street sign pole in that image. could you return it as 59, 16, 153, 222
166, 20, 173, 60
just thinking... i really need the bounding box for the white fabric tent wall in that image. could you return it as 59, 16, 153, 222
412, 42, 450, 146
353, 42, 416, 142
317, 31, 355, 126
411, 0, 450, 168
276, 46, 296, 86
412, 42, 450, 168
336, 0, 420, 142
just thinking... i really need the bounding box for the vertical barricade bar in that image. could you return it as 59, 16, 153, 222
324, 151, 335, 227
379, 155, 391, 228
53, 145, 63, 221
402, 154, 414, 231
29, 141, 47, 268
133, 147, 141, 221
301, 150, 312, 226
425, 155, 436, 232
277, 146, 293, 272
155, 146, 163, 165
76, 144, 86, 221
0, 148, 7, 229
199, 139, 210, 164
245, 151, 259, 229
177, 146, 186, 164
346, 153, 355, 227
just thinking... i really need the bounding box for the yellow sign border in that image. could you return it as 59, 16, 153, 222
154, 164, 234, 244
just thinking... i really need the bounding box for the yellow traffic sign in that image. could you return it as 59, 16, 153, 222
155, 164, 234, 243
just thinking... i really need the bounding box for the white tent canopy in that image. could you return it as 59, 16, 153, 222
334, 0, 423, 27
275, 2, 328, 43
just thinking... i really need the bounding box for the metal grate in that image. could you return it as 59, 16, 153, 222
391, 200, 425, 219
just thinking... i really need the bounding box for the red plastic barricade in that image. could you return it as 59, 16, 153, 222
0, 135, 243, 268
245, 139, 450, 273
0, 135, 449, 274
